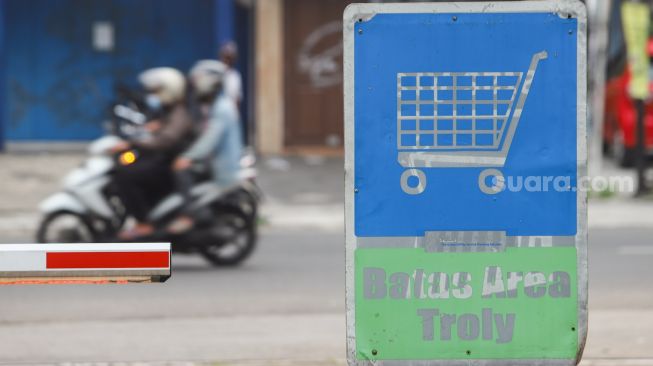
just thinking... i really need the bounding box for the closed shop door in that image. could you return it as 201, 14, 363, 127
283, 0, 349, 148
5, 0, 215, 141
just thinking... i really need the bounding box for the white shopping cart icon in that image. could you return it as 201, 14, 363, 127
397, 51, 548, 195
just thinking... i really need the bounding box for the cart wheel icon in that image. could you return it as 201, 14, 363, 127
478, 169, 506, 195
401, 169, 426, 195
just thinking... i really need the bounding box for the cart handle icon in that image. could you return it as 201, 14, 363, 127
397, 51, 548, 195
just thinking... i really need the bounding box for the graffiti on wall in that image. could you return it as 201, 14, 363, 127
297, 21, 343, 89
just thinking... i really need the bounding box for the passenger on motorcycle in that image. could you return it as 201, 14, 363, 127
112, 67, 195, 239
167, 60, 244, 233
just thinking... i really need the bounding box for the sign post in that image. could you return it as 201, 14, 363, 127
344, 1, 587, 365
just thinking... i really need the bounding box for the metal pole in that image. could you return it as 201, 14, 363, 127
635, 98, 649, 195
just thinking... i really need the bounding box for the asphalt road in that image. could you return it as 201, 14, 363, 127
0, 226, 650, 364
0, 154, 651, 364
0, 226, 345, 363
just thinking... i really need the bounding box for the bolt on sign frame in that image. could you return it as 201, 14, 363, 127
0, 243, 171, 284
344, 1, 587, 365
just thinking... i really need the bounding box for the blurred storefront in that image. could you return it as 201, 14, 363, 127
255, 0, 349, 155
0, 0, 358, 155
0, 0, 605, 156
0, 0, 254, 149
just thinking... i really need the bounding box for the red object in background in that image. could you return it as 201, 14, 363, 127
46, 251, 170, 269
603, 64, 653, 167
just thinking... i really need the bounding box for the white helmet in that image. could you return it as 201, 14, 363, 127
189, 60, 227, 97
138, 67, 186, 106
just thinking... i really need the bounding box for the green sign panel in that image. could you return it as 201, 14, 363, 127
355, 247, 578, 360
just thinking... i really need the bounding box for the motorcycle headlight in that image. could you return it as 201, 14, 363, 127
119, 150, 137, 166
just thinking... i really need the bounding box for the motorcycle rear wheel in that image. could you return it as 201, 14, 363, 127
200, 208, 257, 267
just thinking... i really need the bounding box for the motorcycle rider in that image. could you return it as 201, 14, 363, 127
219, 41, 243, 107
167, 60, 244, 233
112, 67, 195, 239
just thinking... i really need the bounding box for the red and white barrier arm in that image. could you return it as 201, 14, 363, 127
0, 243, 171, 284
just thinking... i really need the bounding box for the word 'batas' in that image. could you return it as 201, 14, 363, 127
363, 266, 571, 299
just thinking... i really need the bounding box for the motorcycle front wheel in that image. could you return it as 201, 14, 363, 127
201, 207, 257, 267
36, 210, 98, 243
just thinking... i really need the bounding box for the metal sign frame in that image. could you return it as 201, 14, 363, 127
344, 1, 587, 365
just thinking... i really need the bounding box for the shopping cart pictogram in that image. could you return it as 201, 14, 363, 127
397, 51, 548, 195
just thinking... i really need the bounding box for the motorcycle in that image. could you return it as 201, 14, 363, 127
36, 97, 261, 266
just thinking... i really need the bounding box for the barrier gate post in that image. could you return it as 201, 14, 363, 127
0, 243, 171, 284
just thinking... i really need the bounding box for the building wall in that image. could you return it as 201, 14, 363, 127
254, 0, 350, 155
0, 0, 346, 153
283, 0, 347, 149
2, 0, 229, 142
255, 0, 285, 155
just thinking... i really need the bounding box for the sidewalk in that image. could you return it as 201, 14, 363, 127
2, 152, 653, 240
261, 157, 653, 232
13, 357, 653, 365
0, 153, 348, 241
1, 309, 651, 364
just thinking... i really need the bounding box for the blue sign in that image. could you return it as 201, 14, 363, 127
354, 11, 578, 237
